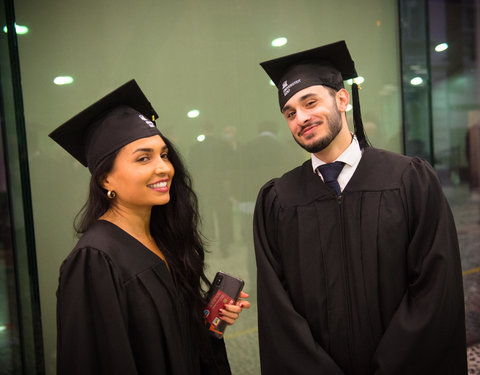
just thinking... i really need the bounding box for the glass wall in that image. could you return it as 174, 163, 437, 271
399, 0, 480, 349
1, 0, 44, 373
0, 5, 22, 369
0, 74, 22, 374
13, 0, 400, 373
428, 0, 480, 346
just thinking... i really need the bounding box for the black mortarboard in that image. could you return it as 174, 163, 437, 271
260, 40, 369, 148
49, 79, 162, 173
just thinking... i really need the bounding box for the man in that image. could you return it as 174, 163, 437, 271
253, 40, 467, 374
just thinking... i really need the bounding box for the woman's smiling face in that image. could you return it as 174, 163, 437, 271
103, 135, 175, 210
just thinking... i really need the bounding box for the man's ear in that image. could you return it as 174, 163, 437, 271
336, 88, 350, 112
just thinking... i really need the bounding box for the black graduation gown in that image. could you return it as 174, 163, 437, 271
253, 147, 467, 375
57, 220, 230, 375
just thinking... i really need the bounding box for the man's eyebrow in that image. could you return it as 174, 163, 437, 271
299, 93, 317, 101
281, 93, 318, 113
281, 105, 292, 114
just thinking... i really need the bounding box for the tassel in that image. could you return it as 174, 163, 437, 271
351, 81, 370, 148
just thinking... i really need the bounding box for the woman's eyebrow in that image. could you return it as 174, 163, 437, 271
132, 145, 168, 154
132, 147, 154, 154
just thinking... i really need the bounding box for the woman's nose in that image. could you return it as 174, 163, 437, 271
154, 159, 171, 175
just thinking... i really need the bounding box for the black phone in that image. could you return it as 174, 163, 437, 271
204, 271, 245, 339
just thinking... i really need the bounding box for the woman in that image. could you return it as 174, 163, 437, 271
50, 80, 250, 375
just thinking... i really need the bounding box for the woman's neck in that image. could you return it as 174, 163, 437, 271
100, 205, 170, 270
100, 205, 153, 242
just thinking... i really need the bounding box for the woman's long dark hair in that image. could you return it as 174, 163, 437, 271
75, 134, 211, 329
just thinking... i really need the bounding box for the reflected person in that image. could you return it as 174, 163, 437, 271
236, 121, 291, 294
50, 80, 250, 375
254, 41, 467, 374
188, 123, 234, 254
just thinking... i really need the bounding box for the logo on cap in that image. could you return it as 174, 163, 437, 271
282, 79, 301, 97
138, 114, 155, 128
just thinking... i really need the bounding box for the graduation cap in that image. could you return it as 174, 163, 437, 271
260, 40, 369, 148
49, 79, 161, 173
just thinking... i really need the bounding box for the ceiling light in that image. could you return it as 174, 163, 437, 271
3, 24, 29, 34
53, 76, 74, 85
434, 43, 448, 52
346, 76, 365, 85
187, 109, 200, 118
196, 134, 206, 142
410, 77, 423, 86
271, 37, 287, 47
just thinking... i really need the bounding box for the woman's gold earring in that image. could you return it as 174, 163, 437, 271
107, 190, 116, 199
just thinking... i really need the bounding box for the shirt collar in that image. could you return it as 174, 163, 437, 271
311, 135, 362, 173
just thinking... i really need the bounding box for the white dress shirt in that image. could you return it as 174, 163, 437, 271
311, 135, 363, 193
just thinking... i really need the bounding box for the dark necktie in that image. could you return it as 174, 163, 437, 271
317, 161, 345, 196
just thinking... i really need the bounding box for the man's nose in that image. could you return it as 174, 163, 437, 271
296, 108, 311, 125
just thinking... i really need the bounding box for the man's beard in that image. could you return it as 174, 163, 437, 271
292, 106, 343, 153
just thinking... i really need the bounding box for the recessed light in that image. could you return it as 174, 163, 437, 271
53, 76, 74, 85
434, 43, 448, 52
271, 37, 287, 47
187, 109, 200, 118
346, 76, 365, 85
3, 24, 29, 34
410, 77, 423, 86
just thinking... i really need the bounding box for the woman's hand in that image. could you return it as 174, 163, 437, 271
219, 291, 251, 325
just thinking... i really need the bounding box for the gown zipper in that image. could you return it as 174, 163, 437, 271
338, 193, 355, 373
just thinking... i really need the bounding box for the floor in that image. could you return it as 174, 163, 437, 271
469, 343, 480, 374
452, 186, 480, 374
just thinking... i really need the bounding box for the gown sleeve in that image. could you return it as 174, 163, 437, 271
200, 336, 231, 375
253, 180, 345, 374
372, 158, 468, 374
57, 247, 138, 375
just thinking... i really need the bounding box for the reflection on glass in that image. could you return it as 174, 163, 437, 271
271, 37, 287, 47
410, 76, 424, 86
0, 117, 22, 374
2, 24, 29, 34
428, 0, 480, 347
15, 0, 402, 373
346, 76, 365, 85
187, 109, 200, 118
434, 42, 448, 52
53, 76, 74, 85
